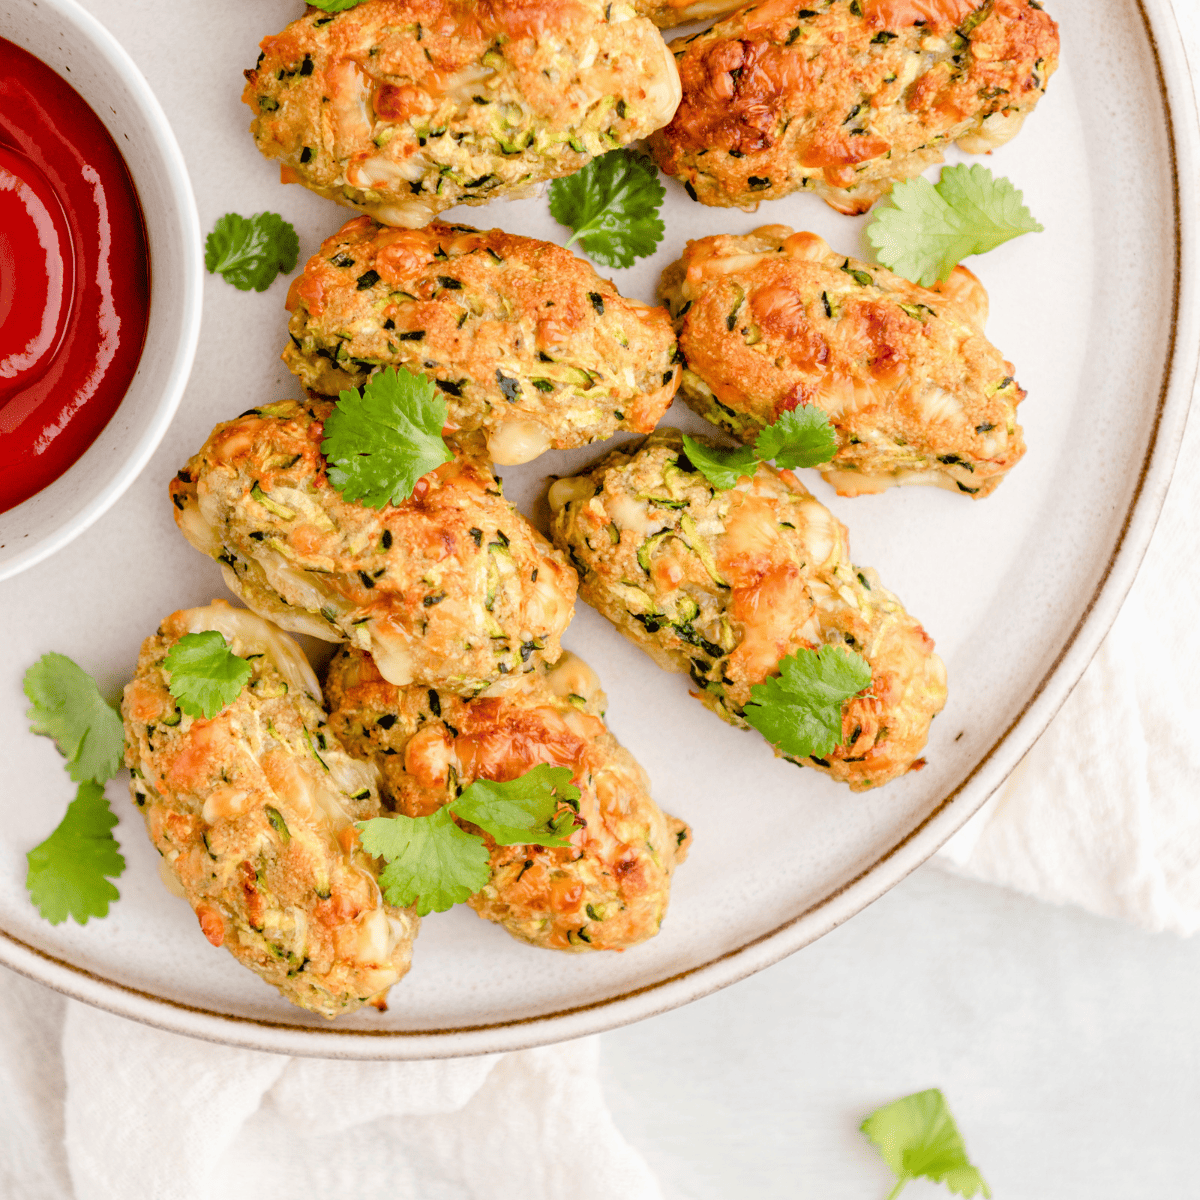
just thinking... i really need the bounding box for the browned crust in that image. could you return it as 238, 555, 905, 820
284, 217, 679, 448
325, 648, 690, 951
660, 227, 1025, 497
648, 0, 1059, 213
171, 400, 576, 693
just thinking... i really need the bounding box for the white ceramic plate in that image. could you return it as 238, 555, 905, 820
0, 0, 1196, 1058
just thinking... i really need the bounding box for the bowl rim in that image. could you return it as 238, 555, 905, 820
0, 0, 1195, 1059
0, 0, 203, 583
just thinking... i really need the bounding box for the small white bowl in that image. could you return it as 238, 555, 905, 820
0, 0, 202, 582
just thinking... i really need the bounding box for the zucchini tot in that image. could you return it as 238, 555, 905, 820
122, 602, 419, 1017
284, 218, 679, 465
660, 228, 1025, 498
244, 0, 681, 227
325, 647, 691, 951
550, 429, 947, 790
171, 400, 576, 695
648, 0, 1058, 214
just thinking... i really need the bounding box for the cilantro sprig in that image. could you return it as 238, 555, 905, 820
549, 149, 666, 269
743, 645, 871, 761
23, 655, 127, 925
683, 407, 838, 491
26, 781, 125, 926
163, 631, 253, 720
866, 164, 1042, 286
359, 808, 491, 916
205, 212, 299, 292
308, 0, 364, 10
25, 653, 125, 785
861, 1089, 992, 1200
358, 763, 581, 916
321, 366, 454, 508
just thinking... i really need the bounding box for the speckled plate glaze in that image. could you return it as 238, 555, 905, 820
0, 0, 1196, 1059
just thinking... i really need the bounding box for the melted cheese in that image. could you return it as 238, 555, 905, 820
957, 109, 1028, 154
543, 650, 604, 707
201, 787, 250, 823
256, 548, 345, 620
174, 496, 222, 558
366, 620, 416, 686
607, 493, 662, 536
641, 34, 683, 125
487, 419, 553, 465
346, 152, 427, 189
157, 856, 188, 899
548, 475, 595, 513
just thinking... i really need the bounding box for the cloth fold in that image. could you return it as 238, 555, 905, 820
55, 1000, 660, 1200
935, 394, 1200, 936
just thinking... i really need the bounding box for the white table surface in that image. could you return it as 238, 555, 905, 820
28, 2, 1200, 1196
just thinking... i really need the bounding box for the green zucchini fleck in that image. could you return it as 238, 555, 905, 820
840, 260, 874, 287
726, 284, 745, 332
637, 529, 677, 574
265, 806, 291, 842
250, 483, 295, 520
679, 514, 728, 587
302, 727, 329, 771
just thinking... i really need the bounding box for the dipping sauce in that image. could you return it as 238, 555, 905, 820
0, 38, 150, 514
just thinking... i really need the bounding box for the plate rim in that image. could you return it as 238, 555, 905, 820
2, 0, 1196, 1059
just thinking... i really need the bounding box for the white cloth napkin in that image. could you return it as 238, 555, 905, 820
935, 480, 1200, 937
61, 1007, 660, 1200
0, 962, 660, 1200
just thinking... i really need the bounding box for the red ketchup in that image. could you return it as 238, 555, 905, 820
0, 38, 150, 514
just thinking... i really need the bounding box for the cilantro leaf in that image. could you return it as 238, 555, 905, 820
204, 212, 299, 292
308, 0, 365, 10
754, 406, 839, 471
163, 631, 252, 720
683, 406, 838, 492
866, 165, 1042, 286
452, 763, 580, 847
359, 808, 492, 916
24, 654, 125, 785
321, 366, 454, 508
26, 781, 125, 925
743, 645, 872, 761
681, 434, 760, 491
549, 149, 665, 269
357, 764, 585, 915
861, 1089, 992, 1200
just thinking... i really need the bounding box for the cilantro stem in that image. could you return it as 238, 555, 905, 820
886, 1176, 911, 1200
562, 218, 600, 251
